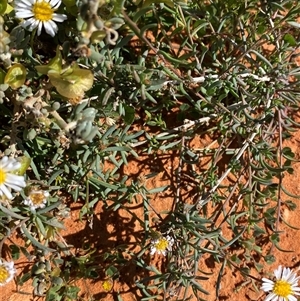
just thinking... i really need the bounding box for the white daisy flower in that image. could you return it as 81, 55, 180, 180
150, 235, 174, 256
23, 190, 49, 212
0, 259, 16, 286
14, 0, 67, 37
0, 156, 26, 200
261, 265, 300, 301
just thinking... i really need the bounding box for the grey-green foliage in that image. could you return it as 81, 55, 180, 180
1, 0, 300, 300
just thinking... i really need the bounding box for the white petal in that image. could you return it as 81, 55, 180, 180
15, 2, 33, 10
262, 278, 274, 282
274, 266, 283, 280
282, 267, 291, 281
261, 284, 274, 292
5, 183, 24, 192
262, 278, 275, 284
0, 156, 8, 166
5, 162, 21, 172
23, 199, 31, 205
150, 247, 156, 255
15, 11, 34, 18
6, 261, 13, 268
287, 273, 297, 283
6, 174, 26, 186
1, 157, 17, 170
30, 19, 41, 31
0, 184, 12, 199
6, 175, 26, 186
14, 0, 33, 8
43, 20, 57, 36
265, 292, 277, 301
21, 0, 36, 5
22, 18, 36, 29
287, 295, 297, 301
49, 0, 61, 8
37, 21, 43, 35
52, 13, 67, 22
7, 180, 26, 189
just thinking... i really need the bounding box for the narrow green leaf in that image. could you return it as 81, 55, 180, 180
221, 227, 246, 249
274, 243, 293, 253
89, 177, 119, 190
147, 185, 168, 194
281, 185, 300, 199
21, 224, 56, 253
216, 259, 226, 299
123, 104, 135, 125
0, 204, 26, 220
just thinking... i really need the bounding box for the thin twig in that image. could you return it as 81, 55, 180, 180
196, 94, 274, 208
173, 134, 185, 210
129, 115, 217, 148
269, 109, 284, 253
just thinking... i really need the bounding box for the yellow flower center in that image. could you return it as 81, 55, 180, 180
273, 280, 292, 298
0, 169, 6, 184
102, 280, 113, 292
155, 238, 169, 251
0, 265, 9, 284
32, 1, 54, 21
30, 192, 45, 205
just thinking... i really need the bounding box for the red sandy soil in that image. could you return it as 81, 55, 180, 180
1, 110, 300, 301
